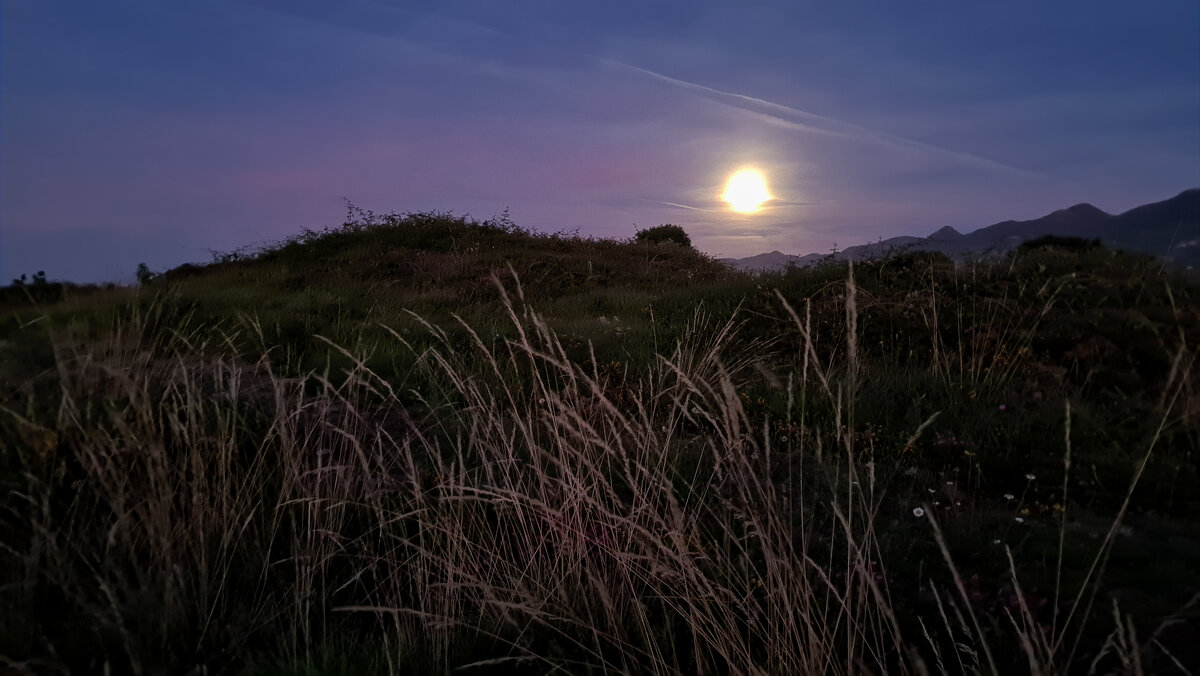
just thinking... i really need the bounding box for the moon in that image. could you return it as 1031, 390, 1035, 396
722, 168, 771, 213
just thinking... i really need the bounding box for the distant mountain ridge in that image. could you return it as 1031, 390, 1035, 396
724, 189, 1200, 272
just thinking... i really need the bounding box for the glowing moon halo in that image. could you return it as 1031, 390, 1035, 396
722, 168, 771, 213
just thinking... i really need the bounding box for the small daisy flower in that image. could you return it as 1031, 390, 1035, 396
1004, 493, 1015, 501
1025, 473, 1036, 481
1015, 517, 1025, 523
913, 507, 925, 518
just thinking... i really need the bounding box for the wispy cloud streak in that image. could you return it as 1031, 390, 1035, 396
609, 61, 1046, 180
643, 199, 718, 213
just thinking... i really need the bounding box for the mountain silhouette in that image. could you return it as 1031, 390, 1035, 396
726, 189, 1199, 271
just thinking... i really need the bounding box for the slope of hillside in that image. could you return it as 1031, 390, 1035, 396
129, 211, 768, 383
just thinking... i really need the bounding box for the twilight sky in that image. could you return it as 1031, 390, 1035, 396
2, 0, 1198, 284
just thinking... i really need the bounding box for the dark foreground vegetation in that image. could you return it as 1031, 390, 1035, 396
1, 209, 1197, 674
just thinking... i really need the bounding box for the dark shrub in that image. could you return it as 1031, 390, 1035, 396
880, 250, 954, 272
1018, 235, 1102, 253
136, 263, 161, 286
635, 224, 692, 248
0, 272, 68, 305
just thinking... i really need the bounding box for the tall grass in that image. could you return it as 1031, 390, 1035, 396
1, 265, 1194, 674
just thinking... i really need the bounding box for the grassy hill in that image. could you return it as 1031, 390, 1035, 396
1, 210, 1198, 674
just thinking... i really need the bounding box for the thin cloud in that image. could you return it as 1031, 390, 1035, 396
642, 199, 719, 213
608, 60, 1046, 180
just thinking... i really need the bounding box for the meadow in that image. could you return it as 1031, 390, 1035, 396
1, 208, 1197, 674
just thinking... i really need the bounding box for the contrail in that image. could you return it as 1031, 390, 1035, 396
643, 199, 718, 213
608, 60, 1045, 180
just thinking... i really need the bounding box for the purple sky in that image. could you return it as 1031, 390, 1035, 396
3, 0, 1198, 283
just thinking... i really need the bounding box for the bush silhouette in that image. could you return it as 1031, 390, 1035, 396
3, 271, 66, 304
136, 263, 161, 286
635, 224, 692, 248
1018, 235, 1102, 253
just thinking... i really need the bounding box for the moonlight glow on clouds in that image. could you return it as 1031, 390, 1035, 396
0, 0, 1196, 283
